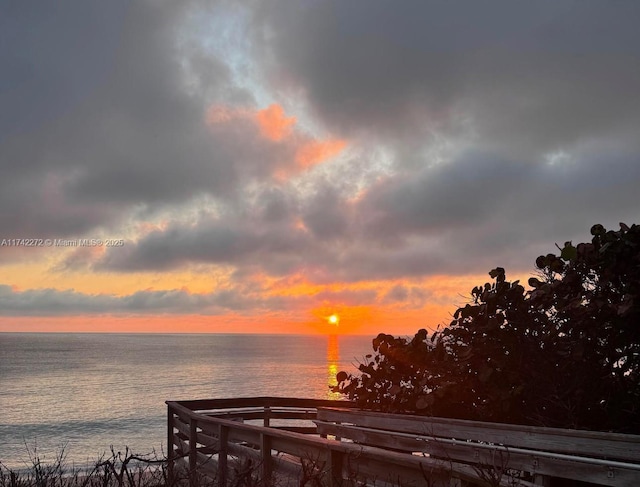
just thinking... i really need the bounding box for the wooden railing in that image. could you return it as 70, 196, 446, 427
316, 407, 640, 486
166, 397, 640, 487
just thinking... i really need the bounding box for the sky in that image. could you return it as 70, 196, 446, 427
1, 1, 639, 335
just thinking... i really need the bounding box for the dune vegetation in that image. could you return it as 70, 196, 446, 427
334, 223, 640, 433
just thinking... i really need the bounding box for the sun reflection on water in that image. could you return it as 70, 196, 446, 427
326, 334, 341, 399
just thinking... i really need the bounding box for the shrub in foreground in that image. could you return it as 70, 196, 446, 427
0, 444, 169, 487
334, 222, 640, 433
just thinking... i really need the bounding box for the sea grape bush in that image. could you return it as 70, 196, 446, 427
333, 223, 640, 433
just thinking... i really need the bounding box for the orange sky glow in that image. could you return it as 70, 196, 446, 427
0, 258, 526, 335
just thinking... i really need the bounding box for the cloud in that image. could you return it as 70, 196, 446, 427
382, 285, 430, 308
88, 143, 639, 283
205, 102, 347, 180
251, 1, 640, 158
88, 185, 316, 274
0, 283, 272, 316
0, 1, 271, 240
0, 281, 415, 318
383, 285, 409, 303
295, 139, 347, 169
256, 104, 296, 141
1, 1, 639, 325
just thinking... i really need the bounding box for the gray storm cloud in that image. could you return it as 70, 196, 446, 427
0, 284, 391, 316
252, 1, 640, 154
1, 1, 639, 316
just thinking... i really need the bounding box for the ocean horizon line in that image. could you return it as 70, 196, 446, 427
0, 330, 376, 337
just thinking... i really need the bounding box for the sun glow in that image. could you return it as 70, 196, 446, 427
328, 314, 340, 325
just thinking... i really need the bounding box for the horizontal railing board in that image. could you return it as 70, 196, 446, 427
195, 430, 219, 450
227, 441, 262, 462
316, 420, 431, 452
206, 406, 318, 414
266, 411, 318, 420
317, 407, 640, 463
173, 437, 190, 458
227, 427, 262, 447
272, 426, 317, 434
205, 412, 249, 421
315, 421, 640, 487
197, 422, 220, 439
175, 430, 189, 442
172, 416, 190, 438
168, 397, 356, 413
205, 410, 317, 422
171, 407, 193, 426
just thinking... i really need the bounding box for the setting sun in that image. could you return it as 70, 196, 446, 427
328, 314, 340, 325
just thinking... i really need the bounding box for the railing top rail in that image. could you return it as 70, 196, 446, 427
317, 407, 640, 463
317, 406, 640, 441
166, 396, 357, 412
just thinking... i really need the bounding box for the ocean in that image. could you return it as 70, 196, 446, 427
0, 333, 374, 470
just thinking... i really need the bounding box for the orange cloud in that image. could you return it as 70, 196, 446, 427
295, 139, 347, 168
256, 104, 296, 141
205, 103, 347, 178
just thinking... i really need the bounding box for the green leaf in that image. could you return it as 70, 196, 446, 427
528, 277, 542, 288
560, 242, 577, 261
489, 267, 506, 281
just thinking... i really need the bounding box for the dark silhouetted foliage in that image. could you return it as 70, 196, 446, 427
333, 223, 640, 433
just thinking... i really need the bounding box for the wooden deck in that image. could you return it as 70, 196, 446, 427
166, 397, 640, 487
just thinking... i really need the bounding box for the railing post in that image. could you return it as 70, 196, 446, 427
189, 418, 198, 487
218, 425, 228, 487
328, 449, 343, 487
533, 474, 551, 486
263, 406, 271, 427
261, 433, 272, 486
167, 406, 175, 485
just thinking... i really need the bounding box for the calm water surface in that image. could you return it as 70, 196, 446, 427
0, 333, 373, 469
